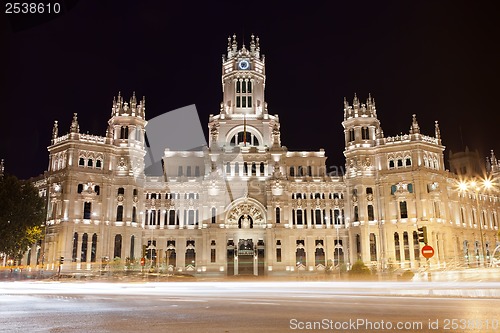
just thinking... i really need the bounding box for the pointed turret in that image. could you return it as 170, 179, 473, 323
490, 149, 499, 173
52, 120, 59, 140
70, 113, 79, 134
435, 120, 441, 143
409, 114, 420, 134
232, 33, 237, 54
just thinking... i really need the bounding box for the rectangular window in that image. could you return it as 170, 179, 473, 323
400, 201, 408, 219
211, 249, 216, 263
434, 202, 441, 218
275, 207, 280, 223
367, 205, 374, 221
236, 96, 241, 108
276, 248, 282, 262
83, 202, 91, 219
242, 96, 246, 108
247, 96, 252, 108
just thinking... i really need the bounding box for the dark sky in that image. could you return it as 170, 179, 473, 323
2, 1, 499, 179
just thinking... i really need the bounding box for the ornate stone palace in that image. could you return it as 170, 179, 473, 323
21, 35, 500, 276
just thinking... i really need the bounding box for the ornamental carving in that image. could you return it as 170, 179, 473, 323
367, 193, 373, 202
226, 202, 265, 228
333, 197, 344, 208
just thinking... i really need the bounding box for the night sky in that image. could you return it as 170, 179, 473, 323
2, 1, 499, 179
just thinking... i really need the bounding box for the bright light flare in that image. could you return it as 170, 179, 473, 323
458, 182, 468, 191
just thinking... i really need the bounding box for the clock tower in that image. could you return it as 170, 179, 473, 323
209, 35, 280, 149
221, 34, 266, 117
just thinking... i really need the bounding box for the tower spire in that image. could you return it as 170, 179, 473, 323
435, 120, 441, 142
410, 114, 420, 134
70, 113, 79, 134
52, 120, 59, 140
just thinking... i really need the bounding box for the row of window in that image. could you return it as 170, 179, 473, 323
225, 161, 266, 176
394, 231, 421, 261
388, 157, 412, 169
146, 192, 198, 200
292, 193, 344, 200
236, 96, 252, 108
460, 207, 498, 228
347, 127, 372, 142
229, 131, 260, 146
78, 158, 102, 168
291, 209, 345, 225
176, 166, 201, 177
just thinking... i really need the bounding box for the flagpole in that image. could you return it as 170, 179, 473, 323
243, 114, 247, 146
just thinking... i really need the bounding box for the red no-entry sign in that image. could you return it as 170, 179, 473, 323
421, 245, 434, 259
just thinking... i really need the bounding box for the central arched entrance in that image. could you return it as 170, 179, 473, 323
225, 198, 267, 276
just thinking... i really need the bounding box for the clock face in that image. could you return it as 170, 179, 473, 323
238, 60, 249, 70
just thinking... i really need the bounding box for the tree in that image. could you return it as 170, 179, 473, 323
0, 174, 45, 262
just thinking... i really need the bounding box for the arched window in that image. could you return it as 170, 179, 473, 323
362, 127, 370, 140
296, 247, 306, 266
81, 233, 88, 262
132, 207, 137, 223
397, 159, 403, 167
367, 204, 374, 221
94, 185, 100, 195
116, 206, 124, 222
79, 158, 85, 166
389, 160, 395, 169
403, 231, 410, 260
95, 159, 102, 168
405, 157, 411, 166
353, 206, 359, 221
400, 201, 408, 219
117, 187, 125, 195
275, 207, 281, 223
72, 232, 78, 262
77, 184, 83, 194
260, 162, 265, 175
91, 234, 97, 262
130, 235, 135, 259
349, 128, 355, 142
289, 166, 295, 177
370, 233, 377, 261
114, 234, 122, 258
87, 159, 93, 167
394, 233, 401, 261
298, 166, 304, 177
83, 202, 91, 219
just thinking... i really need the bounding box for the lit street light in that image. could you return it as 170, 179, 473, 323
458, 178, 493, 267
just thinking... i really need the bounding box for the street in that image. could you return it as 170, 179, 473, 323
1, 281, 499, 332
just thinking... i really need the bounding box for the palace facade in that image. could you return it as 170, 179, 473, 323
23, 36, 500, 276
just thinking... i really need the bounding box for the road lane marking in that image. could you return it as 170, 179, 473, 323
238, 302, 280, 306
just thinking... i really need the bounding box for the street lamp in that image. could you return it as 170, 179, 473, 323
459, 178, 493, 267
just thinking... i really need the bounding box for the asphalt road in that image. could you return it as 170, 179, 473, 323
1, 281, 499, 332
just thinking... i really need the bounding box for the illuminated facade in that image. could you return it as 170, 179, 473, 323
24, 36, 500, 275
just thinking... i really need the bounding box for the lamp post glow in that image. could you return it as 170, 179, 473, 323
459, 178, 493, 267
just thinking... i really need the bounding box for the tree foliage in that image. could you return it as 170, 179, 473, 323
0, 174, 45, 260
